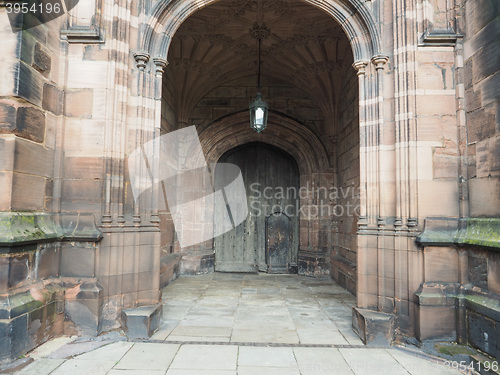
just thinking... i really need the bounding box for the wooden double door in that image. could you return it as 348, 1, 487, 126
214, 142, 299, 273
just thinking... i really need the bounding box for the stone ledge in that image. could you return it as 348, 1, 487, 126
121, 304, 162, 339
352, 307, 394, 346
417, 217, 500, 250
0, 212, 102, 251
61, 29, 103, 43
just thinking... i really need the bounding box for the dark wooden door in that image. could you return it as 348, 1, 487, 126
214, 142, 299, 273
266, 212, 291, 274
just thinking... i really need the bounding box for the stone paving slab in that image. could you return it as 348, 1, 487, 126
340, 348, 410, 375
16, 359, 65, 375
49, 358, 117, 375
293, 347, 355, 375
237, 366, 301, 375
16, 342, 463, 375
238, 346, 297, 367
12, 273, 462, 374
169, 345, 238, 371
114, 343, 179, 371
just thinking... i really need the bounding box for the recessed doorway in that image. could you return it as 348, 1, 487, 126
214, 142, 299, 273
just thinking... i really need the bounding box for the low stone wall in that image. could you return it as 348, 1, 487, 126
0, 212, 103, 362
416, 217, 500, 360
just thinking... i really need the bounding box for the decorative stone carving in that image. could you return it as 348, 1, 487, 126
134, 52, 150, 70
153, 57, 169, 74
352, 60, 368, 75
371, 54, 389, 69
249, 22, 271, 40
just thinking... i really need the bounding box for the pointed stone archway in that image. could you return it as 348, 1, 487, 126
128, 0, 419, 345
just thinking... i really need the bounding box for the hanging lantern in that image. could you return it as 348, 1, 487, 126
249, 25, 269, 133
249, 91, 268, 133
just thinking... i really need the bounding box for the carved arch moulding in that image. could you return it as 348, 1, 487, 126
134, 0, 383, 65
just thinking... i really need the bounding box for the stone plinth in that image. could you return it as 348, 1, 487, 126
121, 304, 162, 339
352, 307, 394, 346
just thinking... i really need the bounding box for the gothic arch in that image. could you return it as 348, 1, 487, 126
140, 0, 381, 63
191, 111, 330, 176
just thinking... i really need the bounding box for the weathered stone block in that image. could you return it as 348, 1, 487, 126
488, 253, 500, 294
38, 243, 60, 279
433, 152, 459, 179
64, 281, 103, 336
352, 307, 394, 346
121, 303, 162, 339
469, 254, 488, 289
415, 283, 460, 341
8, 253, 30, 290
0, 314, 29, 361
467, 107, 496, 144
11, 173, 46, 211
468, 310, 498, 359
15, 106, 45, 143
13, 137, 53, 177
424, 247, 459, 282
64, 157, 103, 179
18, 63, 43, 106
42, 84, 63, 115
469, 178, 500, 217
180, 250, 215, 274
32, 43, 51, 75
62, 179, 102, 204
298, 251, 329, 277
60, 243, 95, 277
0, 102, 17, 128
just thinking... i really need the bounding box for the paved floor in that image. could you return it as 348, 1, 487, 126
16, 273, 461, 374
155, 272, 361, 345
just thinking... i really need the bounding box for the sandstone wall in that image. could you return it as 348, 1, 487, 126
463, 0, 500, 217
330, 64, 359, 294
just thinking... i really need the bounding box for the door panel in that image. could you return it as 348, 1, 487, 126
266, 212, 291, 274
214, 142, 299, 273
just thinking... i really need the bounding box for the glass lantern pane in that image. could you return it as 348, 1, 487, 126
256, 107, 264, 125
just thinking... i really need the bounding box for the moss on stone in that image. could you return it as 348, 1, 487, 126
435, 343, 476, 356
418, 218, 500, 250
0, 212, 58, 245
459, 218, 500, 249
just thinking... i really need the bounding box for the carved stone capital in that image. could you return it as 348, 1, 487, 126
153, 57, 169, 74
352, 60, 369, 76
371, 54, 389, 70
133, 52, 150, 70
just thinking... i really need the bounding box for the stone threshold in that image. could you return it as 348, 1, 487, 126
134, 339, 371, 348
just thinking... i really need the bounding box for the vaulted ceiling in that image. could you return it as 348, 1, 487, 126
165, 0, 354, 131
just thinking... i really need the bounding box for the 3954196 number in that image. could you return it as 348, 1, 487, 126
5, 1, 62, 14
443, 360, 499, 374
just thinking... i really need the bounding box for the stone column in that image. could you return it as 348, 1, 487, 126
151, 58, 169, 224
132, 52, 150, 222
353, 61, 369, 230
371, 55, 390, 227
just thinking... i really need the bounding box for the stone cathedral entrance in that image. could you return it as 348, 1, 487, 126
214, 143, 299, 274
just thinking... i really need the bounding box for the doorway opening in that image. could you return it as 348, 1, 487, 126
214, 142, 299, 274
158, 0, 361, 293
